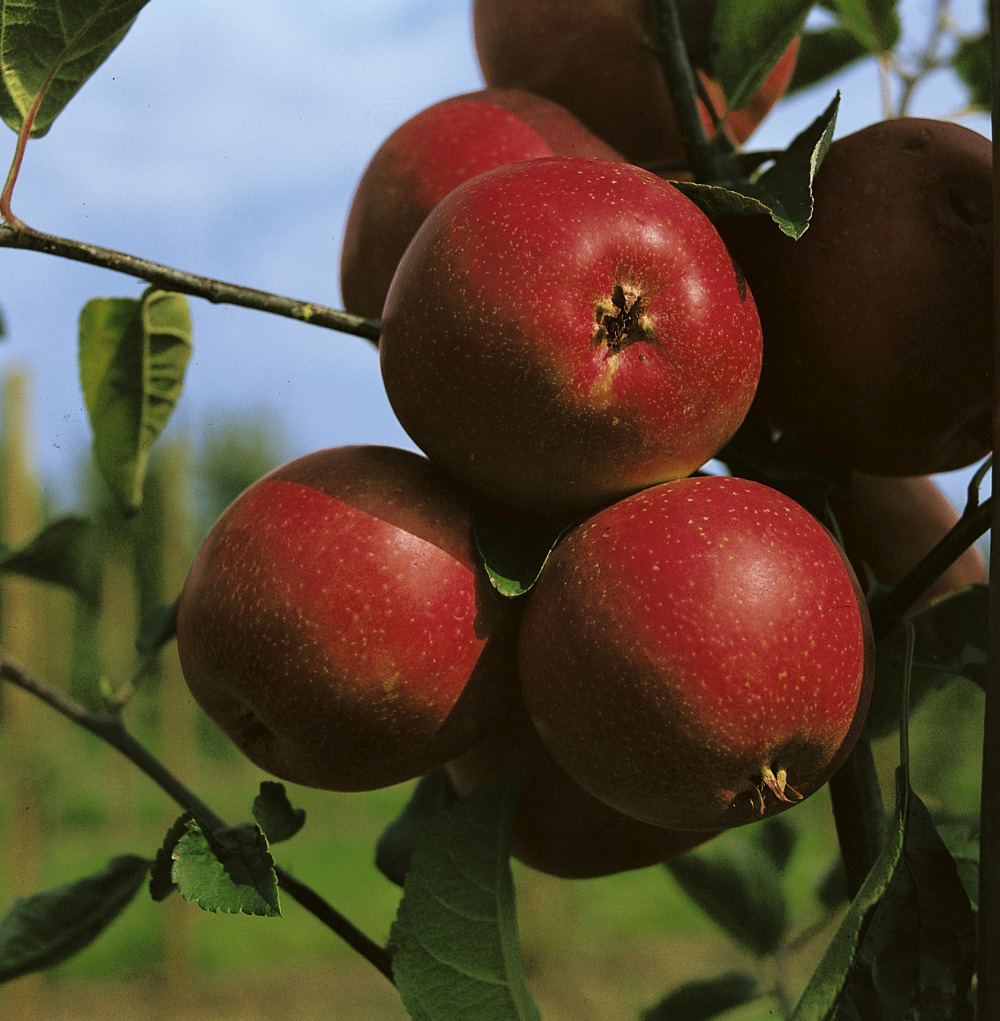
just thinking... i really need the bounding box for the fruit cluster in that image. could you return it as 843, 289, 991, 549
176, 1, 990, 879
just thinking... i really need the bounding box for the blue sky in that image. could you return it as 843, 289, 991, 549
0, 0, 992, 516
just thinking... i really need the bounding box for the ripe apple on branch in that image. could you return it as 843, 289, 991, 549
0, 0, 993, 1018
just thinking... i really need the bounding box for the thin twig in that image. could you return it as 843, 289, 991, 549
0, 221, 381, 344
869, 494, 992, 640
0, 648, 395, 983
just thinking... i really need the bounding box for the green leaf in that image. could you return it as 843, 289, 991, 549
169, 815, 280, 918
791, 767, 908, 1019
641, 972, 763, 1021
678, 92, 839, 239
149, 814, 190, 903
0, 855, 150, 982
711, 0, 813, 110
835, 787, 976, 1019
389, 777, 541, 1021
252, 782, 306, 845
473, 507, 567, 598
748, 91, 839, 236
376, 771, 458, 888
754, 815, 798, 872
716, 408, 850, 528
867, 585, 988, 738
0, 0, 151, 138
787, 26, 871, 94
134, 598, 178, 657
826, 0, 901, 52
935, 819, 979, 911
79, 288, 192, 516
954, 30, 991, 111
0, 516, 98, 605
665, 842, 788, 957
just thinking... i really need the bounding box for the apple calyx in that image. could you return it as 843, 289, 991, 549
595, 283, 650, 353
750, 764, 804, 814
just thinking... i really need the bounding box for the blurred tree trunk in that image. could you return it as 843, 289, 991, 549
151, 441, 199, 1011
0, 370, 61, 1020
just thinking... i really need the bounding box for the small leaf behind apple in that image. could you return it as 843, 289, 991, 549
252, 782, 306, 845
473, 507, 567, 598
375, 771, 457, 888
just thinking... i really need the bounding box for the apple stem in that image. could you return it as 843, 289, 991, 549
645, 0, 722, 184
829, 736, 887, 899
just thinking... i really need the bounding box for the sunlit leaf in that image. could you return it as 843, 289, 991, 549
792, 768, 908, 1018
0, 855, 149, 982
0, 0, 151, 137
389, 777, 541, 1021
79, 288, 192, 516
711, 0, 813, 109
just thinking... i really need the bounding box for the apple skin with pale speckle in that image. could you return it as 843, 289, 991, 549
339, 87, 622, 320
517, 474, 874, 832
446, 692, 718, 879
175, 445, 521, 793
380, 156, 762, 519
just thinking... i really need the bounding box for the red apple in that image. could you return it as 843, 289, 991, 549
517, 474, 874, 832
836, 472, 986, 611
175, 445, 521, 792
379, 156, 762, 518
446, 693, 717, 879
718, 117, 994, 476
472, 0, 800, 166
339, 88, 622, 319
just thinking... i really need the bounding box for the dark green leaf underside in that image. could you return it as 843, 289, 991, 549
0, 854, 150, 982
